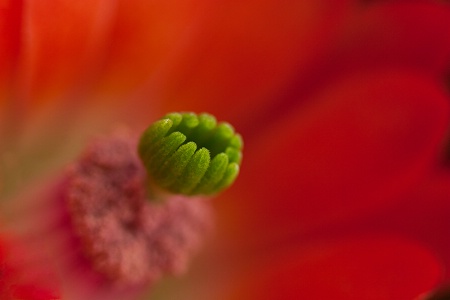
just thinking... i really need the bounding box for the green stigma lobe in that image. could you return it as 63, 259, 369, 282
139, 112, 243, 196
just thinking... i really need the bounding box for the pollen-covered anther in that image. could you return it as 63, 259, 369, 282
65, 133, 213, 286
138, 112, 243, 196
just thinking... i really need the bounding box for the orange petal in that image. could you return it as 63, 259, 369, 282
18, 0, 116, 109
223, 70, 450, 249
91, 0, 210, 103
225, 237, 442, 300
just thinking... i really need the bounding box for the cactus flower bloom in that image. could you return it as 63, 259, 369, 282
2, 1, 450, 299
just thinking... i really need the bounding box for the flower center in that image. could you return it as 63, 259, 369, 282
138, 112, 243, 195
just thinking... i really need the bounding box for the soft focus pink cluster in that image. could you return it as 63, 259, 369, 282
1, 1, 450, 299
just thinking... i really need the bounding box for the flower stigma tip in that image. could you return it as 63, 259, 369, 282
138, 112, 243, 196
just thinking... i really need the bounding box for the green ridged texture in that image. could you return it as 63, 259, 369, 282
138, 112, 243, 196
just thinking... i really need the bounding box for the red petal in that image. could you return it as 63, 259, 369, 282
353, 170, 450, 279
224, 70, 449, 249
329, 2, 450, 75
0, 0, 22, 137
0, 0, 21, 97
226, 237, 442, 300
0, 235, 60, 300
155, 0, 351, 126
12, 284, 60, 300
269, 2, 450, 129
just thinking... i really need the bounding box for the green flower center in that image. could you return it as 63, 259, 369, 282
138, 112, 243, 196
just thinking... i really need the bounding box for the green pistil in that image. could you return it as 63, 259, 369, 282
138, 112, 243, 196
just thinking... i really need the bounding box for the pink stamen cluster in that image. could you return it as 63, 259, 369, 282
64, 132, 212, 286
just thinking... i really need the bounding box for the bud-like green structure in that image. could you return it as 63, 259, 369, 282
138, 112, 243, 196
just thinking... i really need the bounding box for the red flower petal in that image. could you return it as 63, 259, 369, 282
226, 237, 442, 300
0, 0, 21, 98
328, 2, 450, 76
224, 70, 449, 249
156, 0, 351, 126
270, 2, 450, 127
351, 170, 450, 278
0, 235, 60, 300
12, 284, 60, 300
0, 0, 22, 135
